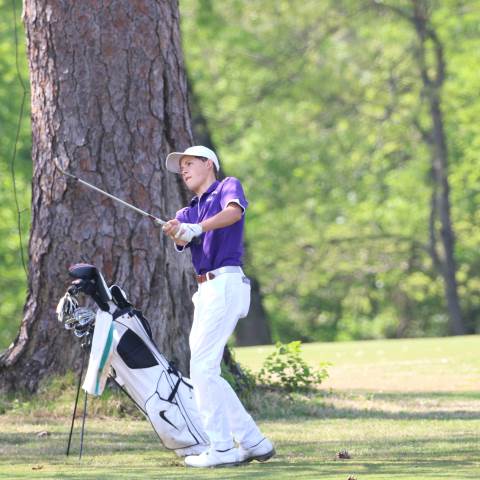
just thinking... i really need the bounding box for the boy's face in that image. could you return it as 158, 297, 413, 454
180, 155, 214, 192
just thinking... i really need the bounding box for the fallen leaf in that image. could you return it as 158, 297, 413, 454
336, 449, 351, 459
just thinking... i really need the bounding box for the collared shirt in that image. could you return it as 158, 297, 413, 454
175, 177, 248, 274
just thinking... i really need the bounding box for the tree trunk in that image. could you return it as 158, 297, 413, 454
429, 97, 465, 334
411, 0, 466, 335
371, 0, 466, 337
0, 0, 197, 392
235, 274, 271, 345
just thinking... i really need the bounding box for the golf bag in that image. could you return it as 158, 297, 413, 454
57, 263, 209, 457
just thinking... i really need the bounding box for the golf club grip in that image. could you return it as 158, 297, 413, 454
151, 216, 166, 226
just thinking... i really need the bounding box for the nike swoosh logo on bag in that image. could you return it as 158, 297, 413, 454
159, 410, 178, 430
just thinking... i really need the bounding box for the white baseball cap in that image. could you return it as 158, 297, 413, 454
165, 145, 220, 174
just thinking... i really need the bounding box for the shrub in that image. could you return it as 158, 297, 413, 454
257, 341, 329, 392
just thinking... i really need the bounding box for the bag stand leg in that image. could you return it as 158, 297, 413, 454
79, 391, 88, 459
66, 346, 87, 457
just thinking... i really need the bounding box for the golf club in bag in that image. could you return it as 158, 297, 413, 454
56, 263, 209, 457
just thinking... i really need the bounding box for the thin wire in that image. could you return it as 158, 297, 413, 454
10, 0, 28, 275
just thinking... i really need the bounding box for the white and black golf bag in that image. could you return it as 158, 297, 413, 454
57, 263, 209, 457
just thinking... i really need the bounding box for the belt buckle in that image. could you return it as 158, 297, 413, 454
206, 272, 215, 281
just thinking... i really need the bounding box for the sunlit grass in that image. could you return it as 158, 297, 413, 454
1, 335, 479, 479
235, 335, 480, 391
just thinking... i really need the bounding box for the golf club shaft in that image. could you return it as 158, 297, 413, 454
54, 159, 166, 225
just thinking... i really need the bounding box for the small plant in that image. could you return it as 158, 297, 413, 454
257, 341, 329, 392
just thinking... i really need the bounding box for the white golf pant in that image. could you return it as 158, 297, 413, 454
189, 270, 264, 451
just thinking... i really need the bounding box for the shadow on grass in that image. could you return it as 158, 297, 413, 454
321, 389, 480, 421
2, 427, 478, 459
250, 388, 480, 421
342, 390, 480, 401
319, 406, 480, 420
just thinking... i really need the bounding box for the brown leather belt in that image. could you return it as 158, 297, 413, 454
196, 272, 216, 284
196, 266, 244, 284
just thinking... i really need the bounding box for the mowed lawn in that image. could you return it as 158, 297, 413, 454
1, 335, 479, 479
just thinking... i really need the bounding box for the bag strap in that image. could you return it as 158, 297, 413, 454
167, 361, 193, 393
167, 376, 182, 403
112, 306, 132, 320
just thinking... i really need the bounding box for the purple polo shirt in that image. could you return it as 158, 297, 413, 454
175, 177, 248, 274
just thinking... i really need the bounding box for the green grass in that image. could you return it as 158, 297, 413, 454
1, 335, 479, 479
236, 335, 480, 391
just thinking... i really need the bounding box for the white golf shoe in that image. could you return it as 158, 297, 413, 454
184, 447, 243, 468
239, 438, 276, 463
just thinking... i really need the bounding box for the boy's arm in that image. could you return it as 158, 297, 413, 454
199, 203, 243, 232
164, 178, 246, 242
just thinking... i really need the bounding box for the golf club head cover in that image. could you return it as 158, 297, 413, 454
68, 263, 112, 311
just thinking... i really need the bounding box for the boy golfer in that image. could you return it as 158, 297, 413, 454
163, 145, 275, 468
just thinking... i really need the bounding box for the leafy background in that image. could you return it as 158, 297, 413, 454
0, 0, 31, 349
1, 0, 479, 349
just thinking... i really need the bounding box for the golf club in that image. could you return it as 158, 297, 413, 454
57, 263, 210, 458
53, 158, 166, 226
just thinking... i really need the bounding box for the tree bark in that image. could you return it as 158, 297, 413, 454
0, 0, 198, 392
235, 274, 271, 345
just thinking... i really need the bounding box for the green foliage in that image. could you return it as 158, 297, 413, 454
181, 0, 480, 341
223, 341, 329, 401
257, 341, 329, 392
0, 0, 31, 350
0, 1, 480, 349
